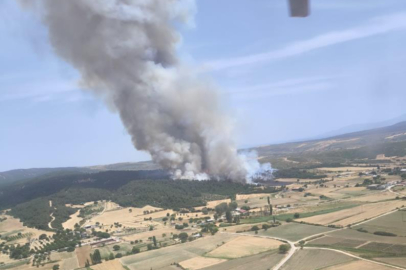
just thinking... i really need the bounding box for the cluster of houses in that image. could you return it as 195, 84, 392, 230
82, 237, 120, 247
367, 180, 405, 190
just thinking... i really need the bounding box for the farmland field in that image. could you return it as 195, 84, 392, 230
324, 260, 394, 270
360, 242, 406, 255
348, 192, 398, 203
297, 201, 405, 226
76, 246, 92, 268
353, 210, 406, 236
280, 249, 355, 270
50, 252, 79, 270
179, 257, 226, 270
91, 259, 124, 270
236, 193, 271, 200
98, 243, 134, 258
0, 259, 32, 270
327, 229, 406, 245
308, 235, 366, 248
121, 234, 236, 270
202, 250, 284, 270
374, 257, 406, 268
206, 236, 282, 259
86, 205, 165, 227
248, 223, 335, 241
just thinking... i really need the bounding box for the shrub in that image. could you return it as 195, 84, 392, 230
357, 228, 368, 233
175, 224, 184, 230
279, 244, 290, 254
262, 224, 271, 230
373, 231, 397, 237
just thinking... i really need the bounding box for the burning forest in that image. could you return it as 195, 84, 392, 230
19, 0, 271, 182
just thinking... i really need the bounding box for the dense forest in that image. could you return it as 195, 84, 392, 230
0, 170, 168, 208
1, 170, 280, 230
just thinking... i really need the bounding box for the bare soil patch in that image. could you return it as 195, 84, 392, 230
62, 210, 82, 230
76, 246, 92, 268
207, 236, 281, 259
91, 259, 124, 270
179, 257, 226, 270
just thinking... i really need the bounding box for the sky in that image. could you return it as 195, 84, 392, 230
1, 0, 406, 171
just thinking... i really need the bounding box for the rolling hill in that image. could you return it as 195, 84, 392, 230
252, 121, 406, 168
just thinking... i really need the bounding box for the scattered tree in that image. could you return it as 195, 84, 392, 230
279, 244, 290, 254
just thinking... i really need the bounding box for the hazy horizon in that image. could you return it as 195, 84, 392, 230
1, 0, 406, 171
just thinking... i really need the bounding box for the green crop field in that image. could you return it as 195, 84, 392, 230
248, 223, 336, 242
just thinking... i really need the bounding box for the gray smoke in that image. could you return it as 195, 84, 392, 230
19, 0, 270, 182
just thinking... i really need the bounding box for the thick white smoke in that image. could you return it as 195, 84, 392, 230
19, 0, 271, 182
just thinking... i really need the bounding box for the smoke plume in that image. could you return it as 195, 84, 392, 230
20, 0, 271, 182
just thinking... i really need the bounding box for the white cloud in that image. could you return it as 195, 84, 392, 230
205, 13, 406, 71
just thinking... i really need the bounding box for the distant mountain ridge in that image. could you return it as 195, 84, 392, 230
251, 121, 406, 168
318, 114, 406, 139
2, 121, 406, 184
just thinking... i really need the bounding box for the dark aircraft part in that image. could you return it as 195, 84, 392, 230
289, 0, 310, 17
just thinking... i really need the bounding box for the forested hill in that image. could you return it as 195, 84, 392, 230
0, 161, 160, 186
0, 170, 168, 209
0, 169, 279, 231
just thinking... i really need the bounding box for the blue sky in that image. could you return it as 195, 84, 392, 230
1, 0, 406, 171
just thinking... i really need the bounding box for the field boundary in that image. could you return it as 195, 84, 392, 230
304, 247, 406, 270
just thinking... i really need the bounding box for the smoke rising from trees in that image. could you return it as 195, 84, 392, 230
19, 0, 271, 182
